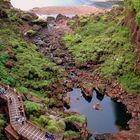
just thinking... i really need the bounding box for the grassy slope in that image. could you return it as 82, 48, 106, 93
0, 3, 64, 135
0, 3, 86, 138
124, 0, 140, 24
63, 8, 140, 94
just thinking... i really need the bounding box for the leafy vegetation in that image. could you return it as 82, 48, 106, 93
63, 9, 140, 93
64, 130, 80, 139
63, 115, 86, 124
0, 18, 61, 98
30, 115, 66, 134
0, 114, 7, 140
24, 101, 45, 117
125, 0, 140, 24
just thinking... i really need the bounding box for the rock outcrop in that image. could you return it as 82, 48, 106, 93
122, 10, 140, 74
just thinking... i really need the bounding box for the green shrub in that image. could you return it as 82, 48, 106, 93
64, 115, 86, 124
63, 10, 140, 93
64, 130, 80, 138
47, 120, 63, 133
26, 29, 37, 36
119, 72, 140, 93
17, 86, 29, 95
57, 120, 66, 130
24, 101, 45, 117
0, 114, 7, 140
125, 0, 140, 24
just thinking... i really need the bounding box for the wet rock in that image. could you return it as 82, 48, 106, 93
34, 38, 47, 47
64, 120, 89, 140
21, 12, 38, 21
32, 24, 42, 31
56, 14, 69, 23
57, 94, 63, 100
63, 93, 70, 108
96, 84, 106, 94
94, 133, 111, 140
55, 100, 64, 108
92, 103, 102, 110
81, 82, 93, 97
63, 80, 73, 90
31, 19, 47, 27
111, 130, 140, 140
47, 16, 55, 23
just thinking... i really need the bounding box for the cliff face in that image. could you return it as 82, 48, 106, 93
122, 10, 140, 74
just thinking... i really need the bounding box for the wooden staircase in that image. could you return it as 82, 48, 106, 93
0, 86, 62, 140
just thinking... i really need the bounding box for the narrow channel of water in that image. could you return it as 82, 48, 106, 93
66, 88, 130, 139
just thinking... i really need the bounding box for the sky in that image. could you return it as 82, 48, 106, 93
10, 0, 84, 10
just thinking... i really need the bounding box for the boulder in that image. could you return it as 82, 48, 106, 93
31, 19, 47, 27
63, 80, 73, 90
64, 120, 89, 139
21, 12, 38, 21
56, 14, 69, 22
96, 84, 106, 94
94, 133, 111, 140
47, 16, 55, 23
92, 103, 102, 110
34, 38, 47, 47
63, 93, 70, 108
81, 82, 93, 97
32, 24, 42, 31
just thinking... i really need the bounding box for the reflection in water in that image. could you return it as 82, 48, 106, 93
67, 88, 130, 138
95, 89, 104, 101
82, 91, 92, 103
112, 101, 131, 130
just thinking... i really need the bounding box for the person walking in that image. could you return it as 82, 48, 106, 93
17, 96, 21, 101
9, 97, 12, 104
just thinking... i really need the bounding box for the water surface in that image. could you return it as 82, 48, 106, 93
67, 88, 130, 138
